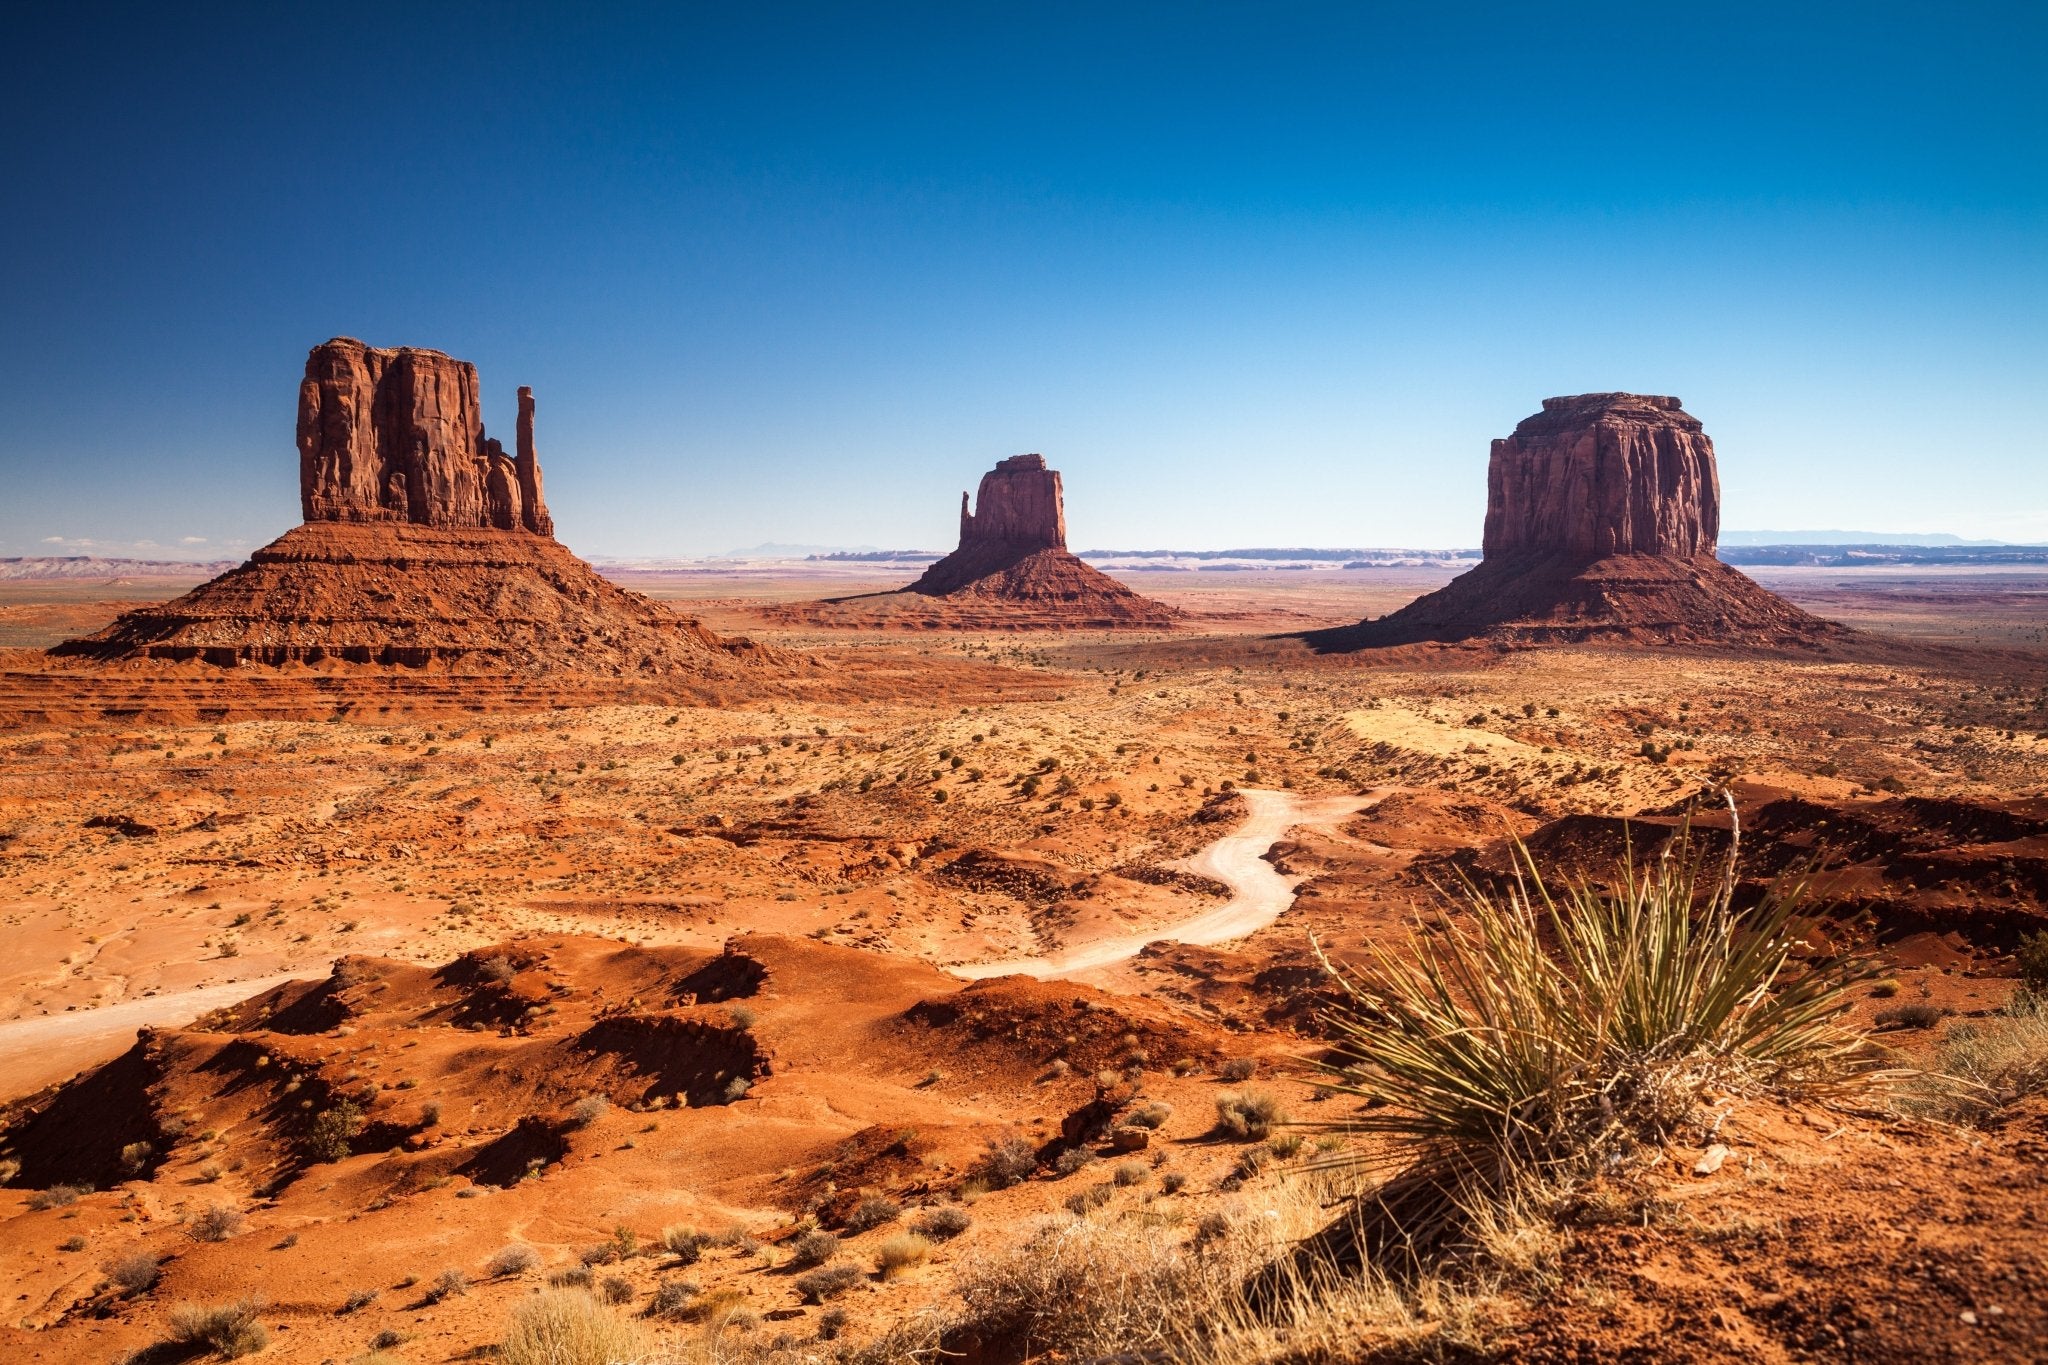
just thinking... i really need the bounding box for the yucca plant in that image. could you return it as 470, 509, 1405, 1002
1307, 805, 1877, 1250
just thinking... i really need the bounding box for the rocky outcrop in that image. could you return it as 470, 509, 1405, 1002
1313, 394, 1842, 651
297, 338, 552, 534
956, 453, 1066, 552
54, 340, 775, 680
1484, 394, 1718, 558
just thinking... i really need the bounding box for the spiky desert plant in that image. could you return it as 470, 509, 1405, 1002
500, 1288, 649, 1365
1309, 809, 1877, 1245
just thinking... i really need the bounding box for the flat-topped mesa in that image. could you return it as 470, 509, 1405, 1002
297, 338, 552, 534
957, 453, 1066, 552
1484, 393, 1718, 559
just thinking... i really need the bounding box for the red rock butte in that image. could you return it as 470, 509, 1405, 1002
1313, 393, 1842, 649
50, 339, 775, 679
899, 454, 1176, 626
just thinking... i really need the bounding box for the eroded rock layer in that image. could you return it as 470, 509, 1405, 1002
1320, 394, 1841, 649
298, 338, 552, 534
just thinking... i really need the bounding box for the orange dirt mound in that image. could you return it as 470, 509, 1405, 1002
1306, 552, 1846, 650
49, 521, 778, 675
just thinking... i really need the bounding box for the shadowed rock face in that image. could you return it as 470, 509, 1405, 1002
297, 338, 553, 535
1484, 394, 1718, 559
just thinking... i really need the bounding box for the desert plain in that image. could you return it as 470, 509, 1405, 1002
2, 552, 2046, 1363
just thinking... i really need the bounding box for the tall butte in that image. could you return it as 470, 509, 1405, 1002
1316, 393, 1841, 648
899, 454, 1175, 625
53, 339, 775, 680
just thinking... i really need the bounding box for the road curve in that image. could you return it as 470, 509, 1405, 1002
0, 973, 305, 1096
949, 787, 1379, 981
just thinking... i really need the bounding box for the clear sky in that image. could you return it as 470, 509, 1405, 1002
3, 3, 2044, 558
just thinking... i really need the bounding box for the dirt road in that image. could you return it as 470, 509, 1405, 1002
950, 787, 1378, 981
0, 973, 304, 1096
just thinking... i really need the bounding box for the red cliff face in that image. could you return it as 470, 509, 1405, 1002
297, 338, 552, 534
956, 453, 1067, 552
1483, 393, 1719, 559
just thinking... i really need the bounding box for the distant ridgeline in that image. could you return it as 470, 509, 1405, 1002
1717, 544, 2048, 566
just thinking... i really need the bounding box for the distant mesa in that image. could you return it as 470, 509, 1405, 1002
1311, 393, 1843, 649
773, 453, 1177, 630
51, 339, 774, 678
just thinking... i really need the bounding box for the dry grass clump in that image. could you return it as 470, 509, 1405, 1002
487, 1243, 539, 1277
168, 1298, 268, 1358
1898, 993, 2048, 1124
660, 1225, 710, 1263
1213, 1088, 1286, 1141
843, 1194, 900, 1234
795, 1262, 865, 1303
971, 1134, 1037, 1189
500, 1288, 650, 1365
788, 1228, 839, 1267
28, 1183, 89, 1210
911, 1205, 972, 1240
1311, 822, 1876, 1252
187, 1202, 245, 1242
874, 1231, 932, 1278
106, 1251, 162, 1295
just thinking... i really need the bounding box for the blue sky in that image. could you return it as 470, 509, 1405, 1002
2, 3, 2044, 557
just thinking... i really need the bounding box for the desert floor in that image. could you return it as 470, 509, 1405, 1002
1, 563, 2045, 1363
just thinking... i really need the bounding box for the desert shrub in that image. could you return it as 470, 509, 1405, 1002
874, 1232, 931, 1278
1064, 1183, 1114, 1215
168, 1298, 268, 1358
59, 1234, 87, 1251
549, 1264, 594, 1288
1053, 1146, 1095, 1177
487, 1243, 539, 1277
1160, 1172, 1187, 1195
1127, 1102, 1174, 1130
788, 1229, 839, 1267
722, 1076, 751, 1103
188, 1203, 244, 1242
910, 1206, 971, 1240
368, 1327, 406, 1349
1219, 1057, 1258, 1082
107, 1251, 163, 1294
972, 1135, 1037, 1188
795, 1263, 864, 1303
481, 956, 516, 985
1310, 827, 1874, 1250
1899, 994, 2048, 1123
1113, 1161, 1149, 1187
570, 1095, 610, 1128
599, 1274, 632, 1305
1876, 1002, 1944, 1030
647, 1278, 699, 1319
428, 1267, 469, 1301
728, 1005, 758, 1029
578, 1241, 618, 1266
1268, 1132, 1306, 1159
500, 1288, 650, 1365
340, 1286, 377, 1312
843, 1194, 900, 1234
28, 1183, 89, 1210
2016, 930, 2048, 995
120, 1140, 155, 1174
659, 1225, 709, 1263
305, 1100, 365, 1161
1213, 1088, 1286, 1141
1869, 979, 1902, 998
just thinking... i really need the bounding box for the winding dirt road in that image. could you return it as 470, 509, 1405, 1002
950, 787, 1380, 981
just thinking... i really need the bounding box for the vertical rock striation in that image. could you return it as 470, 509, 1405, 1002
297, 338, 551, 534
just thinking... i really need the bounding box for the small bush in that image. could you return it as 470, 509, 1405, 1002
570, 1095, 610, 1128
599, 1274, 632, 1305
843, 1194, 900, 1234
647, 1278, 699, 1319
1064, 1183, 1114, 1215
120, 1140, 155, 1174
1112, 1161, 1148, 1187
488, 1243, 539, 1277
107, 1251, 162, 1294
795, 1264, 864, 1303
1127, 1102, 1174, 1130
579, 1241, 617, 1266
306, 1101, 364, 1161
1219, 1057, 1257, 1082
1053, 1146, 1095, 1177
972, 1135, 1037, 1189
660, 1225, 709, 1263
874, 1232, 931, 1278
340, 1286, 377, 1313
1876, 1002, 1944, 1030
549, 1264, 594, 1289
368, 1327, 406, 1349
910, 1206, 971, 1240
28, 1183, 89, 1210
1213, 1088, 1286, 1141
169, 1298, 268, 1358
1901, 995, 2048, 1123
188, 1203, 244, 1242
501, 1288, 650, 1365
2019, 930, 2048, 995
788, 1229, 839, 1267
429, 1267, 469, 1301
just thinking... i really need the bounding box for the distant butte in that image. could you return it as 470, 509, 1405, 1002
774, 454, 1177, 630
1312, 393, 1844, 649
51, 339, 775, 678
